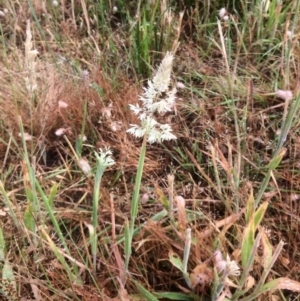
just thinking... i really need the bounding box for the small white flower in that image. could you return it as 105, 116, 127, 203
3, 8, 8, 14
55, 128, 67, 136
159, 124, 177, 141
286, 30, 293, 38
214, 250, 240, 277
219, 8, 227, 19
18, 132, 33, 141
148, 128, 162, 144
113, 6, 118, 13
141, 193, 149, 204
276, 89, 293, 101
78, 134, 87, 142
58, 100, 68, 108
129, 104, 142, 115
82, 69, 89, 77
224, 254, 240, 276
95, 147, 115, 168
101, 106, 112, 119
175, 195, 185, 207
127, 124, 146, 138
110, 121, 122, 132
290, 193, 300, 201
77, 158, 92, 175
29, 49, 39, 57
223, 15, 229, 21
52, 0, 59, 6
176, 82, 186, 89
215, 259, 227, 273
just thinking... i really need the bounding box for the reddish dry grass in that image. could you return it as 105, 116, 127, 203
0, 7, 300, 301
1, 47, 300, 298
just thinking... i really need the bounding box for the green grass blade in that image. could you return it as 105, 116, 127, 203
133, 280, 160, 301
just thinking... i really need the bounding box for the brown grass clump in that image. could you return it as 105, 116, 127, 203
0, 46, 167, 177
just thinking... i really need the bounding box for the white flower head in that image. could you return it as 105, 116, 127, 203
176, 82, 186, 89
52, 0, 59, 6
127, 123, 146, 138
29, 49, 39, 58
219, 8, 227, 19
214, 250, 240, 277
127, 52, 177, 143
113, 6, 118, 13
286, 30, 293, 38
224, 254, 240, 276
77, 158, 92, 175
110, 121, 122, 132
129, 103, 142, 116
78, 134, 87, 142
18, 132, 33, 141
55, 128, 70, 137
95, 147, 115, 168
276, 89, 293, 101
58, 100, 68, 109
55, 128, 67, 136
141, 193, 150, 204
82, 69, 89, 78
101, 106, 112, 119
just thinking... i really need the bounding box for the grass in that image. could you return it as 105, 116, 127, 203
0, 0, 300, 300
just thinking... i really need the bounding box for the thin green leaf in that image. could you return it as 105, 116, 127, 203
236, 231, 262, 297
0, 227, 5, 261
0, 181, 20, 229
153, 292, 199, 300
267, 149, 286, 169
133, 280, 160, 301
261, 229, 272, 270
169, 252, 184, 273
241, 220, 255, 269
123, 220, 131, 280
23, 203, 36, 233
245, 188, 254, 224
47, 184, 58, 208
253, 201, 268, 230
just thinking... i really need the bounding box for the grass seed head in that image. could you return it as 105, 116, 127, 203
127, 52, 177, 143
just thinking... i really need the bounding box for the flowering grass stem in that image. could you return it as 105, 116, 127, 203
92, 148, 115, 274
123, 135, 147, 282
124, 51, 177, 281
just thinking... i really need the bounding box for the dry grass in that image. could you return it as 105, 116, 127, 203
0, 1, 300, 301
